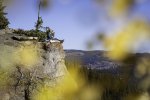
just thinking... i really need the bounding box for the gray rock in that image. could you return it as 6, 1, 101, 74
0, 28, 14, 35
0, 32, 68, 100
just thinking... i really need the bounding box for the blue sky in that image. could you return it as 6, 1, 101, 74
5, 0, 150, 51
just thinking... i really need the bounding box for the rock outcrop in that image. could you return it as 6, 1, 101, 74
0, 31, 68, 100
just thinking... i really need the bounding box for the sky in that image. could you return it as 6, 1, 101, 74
5, 0, 150, 51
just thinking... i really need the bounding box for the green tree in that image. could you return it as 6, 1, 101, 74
0, 0, 9, 29
35, 1, 43, 31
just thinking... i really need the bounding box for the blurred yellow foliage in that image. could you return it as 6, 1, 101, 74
32, 75, 78, 100
124, 92, 150, 100
0, 45, 16, 70
16, 44, 39, 68
0, 43, 39, 69
110, 0, 134, 16
135, 58, 150, 78
32, 66, 78, 100
79, 85, 101, 100
104, 20, 150, 60
135, 58, 150, 91
0, 43, 39, 89
32, 64, 101, 100
0, 71, 11, 88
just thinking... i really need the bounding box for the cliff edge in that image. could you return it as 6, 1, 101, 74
0, 29, 68, 100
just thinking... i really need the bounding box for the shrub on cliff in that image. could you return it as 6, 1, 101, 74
14, 29, 47, 41
0, 1, 9, 29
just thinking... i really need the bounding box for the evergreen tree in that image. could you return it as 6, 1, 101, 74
35, 1, 43, 31
0, 0, 9, 29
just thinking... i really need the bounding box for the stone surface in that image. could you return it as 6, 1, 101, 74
0, 32, 68, 100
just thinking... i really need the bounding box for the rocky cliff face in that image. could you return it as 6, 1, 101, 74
0, 30, 68, 100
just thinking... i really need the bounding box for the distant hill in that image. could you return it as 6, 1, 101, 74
65, 50, 150, 74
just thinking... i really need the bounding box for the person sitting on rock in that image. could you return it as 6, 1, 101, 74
45, 27, 55, 40
45, 27, 64, 43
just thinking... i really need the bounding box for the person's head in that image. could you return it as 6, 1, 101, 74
46, 27, 50, 31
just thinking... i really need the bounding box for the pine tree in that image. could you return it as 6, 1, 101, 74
0, 0, 9, 29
